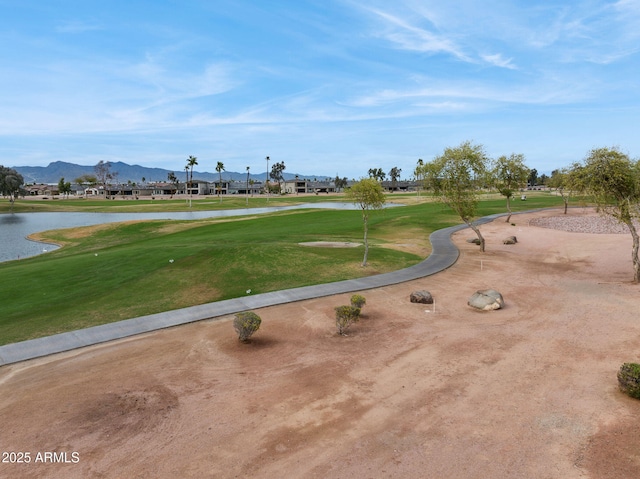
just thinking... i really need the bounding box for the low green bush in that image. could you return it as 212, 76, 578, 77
350, 294, 366, 309
335, 305, 361, 336
233, 311, 262, 343
617, 363, 640, 399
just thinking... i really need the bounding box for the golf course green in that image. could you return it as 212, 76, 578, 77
0, 193, 562, 345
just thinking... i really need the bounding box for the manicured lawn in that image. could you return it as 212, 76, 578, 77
0, 192, 562, 344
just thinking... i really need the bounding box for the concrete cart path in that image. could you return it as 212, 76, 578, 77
0, 213, 507, 366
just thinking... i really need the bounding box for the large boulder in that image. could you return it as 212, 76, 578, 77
410, 290, 433, 304
468, 289, 504, 311
503, 236, 518, 245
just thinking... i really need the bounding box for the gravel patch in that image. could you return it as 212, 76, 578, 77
530, 213, 638, 234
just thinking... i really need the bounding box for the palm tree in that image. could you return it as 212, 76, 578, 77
245, 166, 250, 206
216, 161, 225, 202
184, 165, 189, 205
414, 159, 424, 198
186, 155, 198, 207
167, 171, 178, 197
389, 166, 402, 192
265, 156, 270, 203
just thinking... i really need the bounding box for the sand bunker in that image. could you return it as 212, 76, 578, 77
298, 241, 361, 248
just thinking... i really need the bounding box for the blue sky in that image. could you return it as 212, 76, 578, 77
1, 0, 639, 179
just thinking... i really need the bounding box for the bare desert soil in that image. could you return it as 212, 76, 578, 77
1, 208, 639, 479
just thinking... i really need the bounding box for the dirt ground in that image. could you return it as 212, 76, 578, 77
1, 209, 639, 479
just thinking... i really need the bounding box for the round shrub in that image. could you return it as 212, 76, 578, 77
617, 363, 640, 399
233, 311, 262, 343
335, 305, 361, 336
350, 294, 366, 309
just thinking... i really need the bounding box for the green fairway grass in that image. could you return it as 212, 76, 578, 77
0, 193, 562, 345
0, 193, 346, 214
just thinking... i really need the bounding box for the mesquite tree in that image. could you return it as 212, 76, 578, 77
345, 178, 386, 266
571, 147, 640, 283
492, 153, 529, 223
425, 141, 490, 252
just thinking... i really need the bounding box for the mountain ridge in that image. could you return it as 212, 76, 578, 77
11, 161, 331, 184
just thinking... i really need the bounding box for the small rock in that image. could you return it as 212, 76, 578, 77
503, 236, 518, 245
468, 289, 504, 311
410, 290, 433, 304
466, 238, 481, 245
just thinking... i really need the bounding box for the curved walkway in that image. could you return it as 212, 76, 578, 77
0, 212, 508, 366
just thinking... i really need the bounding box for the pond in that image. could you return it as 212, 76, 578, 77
0, 203, 384, 263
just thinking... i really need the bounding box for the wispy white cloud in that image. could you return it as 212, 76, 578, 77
55, 21, 103, 34
515, 1, 640, 63
126, 59, 239, 105
2, 1, 640, 178
344, 72, 593, 113
365, 7, 470, 61
0, 45, 242, 135
354, 3, 523, 70
480, 53, 517, 70
614, 0, 640, 17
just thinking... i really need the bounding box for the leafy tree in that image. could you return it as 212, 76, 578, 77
548, 168, 574, 214
0, 166, 24, 210
345, 177, 386, 266
425, 140, 490, 251
368, 168, 386, 182
94, 161, 112, 195
389, 166, 402, 192
233, 311, 262, 343
491, 153, 530, 222
334, 175, 348, 192
216, 161, 225, 202
74, 174, 97, 188
538, 173, 549, 186
58, 177, 72, 198
528, 168, 538, 187
167, 171, 178, 196
270, 161, 286, 194
335, 305, 361, 336
415, 158, 442, 193
186, 155, 198, 207
571, 147, 640, 282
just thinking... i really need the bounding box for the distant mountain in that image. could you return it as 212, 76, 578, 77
12, 161, 329, 184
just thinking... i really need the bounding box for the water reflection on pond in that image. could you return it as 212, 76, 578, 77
0, 203, 382, 263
